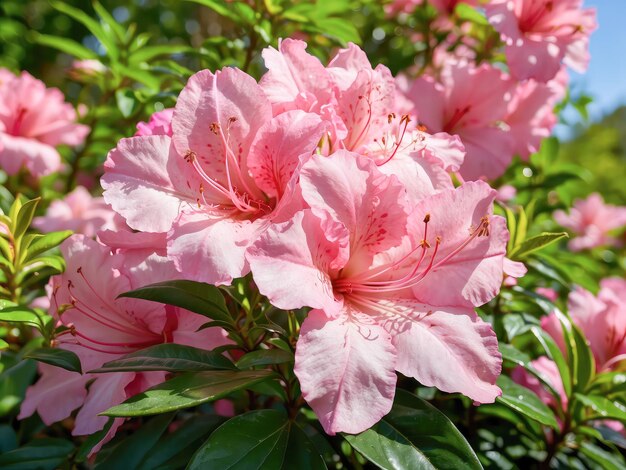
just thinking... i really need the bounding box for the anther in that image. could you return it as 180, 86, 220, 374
184, 150, 196, 163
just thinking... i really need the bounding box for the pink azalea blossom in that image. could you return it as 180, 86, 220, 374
32, 186, 126, 237
135, 108, 174, 137
18, 235, 229, 452
486, 0, 597, 82
542, 280, 626, 372
247, 151, 507, 434
502, 258, 527, 286
553, 193, 626, 251
102, 67, 328, 285
0, 70, 89, 178
536, 287, 558, 302
260, 39, 465, 197
505, 68, 568, 159
403, 61, 517, 180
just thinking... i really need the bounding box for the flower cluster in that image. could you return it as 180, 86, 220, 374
20, 40, 514, 442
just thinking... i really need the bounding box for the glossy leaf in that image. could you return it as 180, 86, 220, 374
188, 410, 325, 470
32, 33, 98, 60
0, 438, 73, 470
509, 232, 568, 259
103, 370, 275, 417
496, 375, 560, 429
25, 348, 82, 373
579, 442, 626, 470
235, 349, 294, 369
119, 280, 231, 323
345, 389, 482, 470
25, 230, 72, 260
574, 394, 626, 421
91, 343, 236, 373
531, 326, 572, 396
13, 198, 40, 240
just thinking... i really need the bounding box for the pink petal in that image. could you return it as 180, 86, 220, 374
300, 151, 409, 259
248, 110, 327, 198
410, 181, 509, 308
294, 309, 397, 434
0, 133, 61, 177
102, 135, 199, 233
167, 214, 265, 285
171, 67, 271, 193
247, 210, 344, 313
18, 363, 88, 424
260, 38, 333, 115
390, 305, 501, 403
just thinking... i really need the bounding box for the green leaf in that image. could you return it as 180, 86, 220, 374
115, 64, 161, 90
32, 33, 98, 60
345, 389, 482, 470
0, 438, 73, 470
75, 419, 114, 463
0, 339, 8, 350
0, 308, 45, 330
499, 343, 563, 407
509, 232, 568, 259
50, 1, 119, 61
130, 44, 193, 64
236, 349, 294, 369
136, 415, 224, 470
531, 326, 572, 397
25, 348, 82, 373
316, 18, 360, 44
188, 410, 325, 470
575, 394, 626, 421
119, 280, 231, 323
92, 1, 126, 43
91, 343, 236, 373
26, 231, 72, 260
186, 0, 241, 22
571, 324, 595, 393
579, 441, 626, 470
115, 89, 141, 118
95, 414, 173, 470
103, 370, 275, 417
454, 3, 489, 25
13, 198, 40, 240
496, 375, 560, 429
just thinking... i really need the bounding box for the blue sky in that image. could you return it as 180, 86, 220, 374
570, 0, 626, 120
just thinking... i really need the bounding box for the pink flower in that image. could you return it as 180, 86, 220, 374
18, 235, 229, 453
496, 184, 517, 202
135, 108, 174, 137
536, 287, 558, 302
386, 0, 478, 16
542, 281, 626, 372
502, 258, 527, 286
505, 68, 568, 159
102, 67, 328, 285
553, 193, 626, 251
260, 39, 465, 195
403, 61, 517, 180
33, 186, 126, 237
486, 0, 597, 82
247, 151, 507, 434
0, 70, 89, 178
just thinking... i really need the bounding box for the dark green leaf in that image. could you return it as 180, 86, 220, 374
496, 375, 560, 429
345, 389, 482, 470
531, 326, 572, 397
119, 280, 231, 323
91, 343, 235, 373
26, 230, 72, 260
235, 349, 294, 369
188, 410, 325, 470
0, 308, 45, 330
103, 370, 275, 417
25, 348, 82, 373
75, 419, 114, 463
0, 438, 73, 470
137, 415, 223, 470
95, 414, 173, 470
579, 441, 626, 470
572, 324, 595, 393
